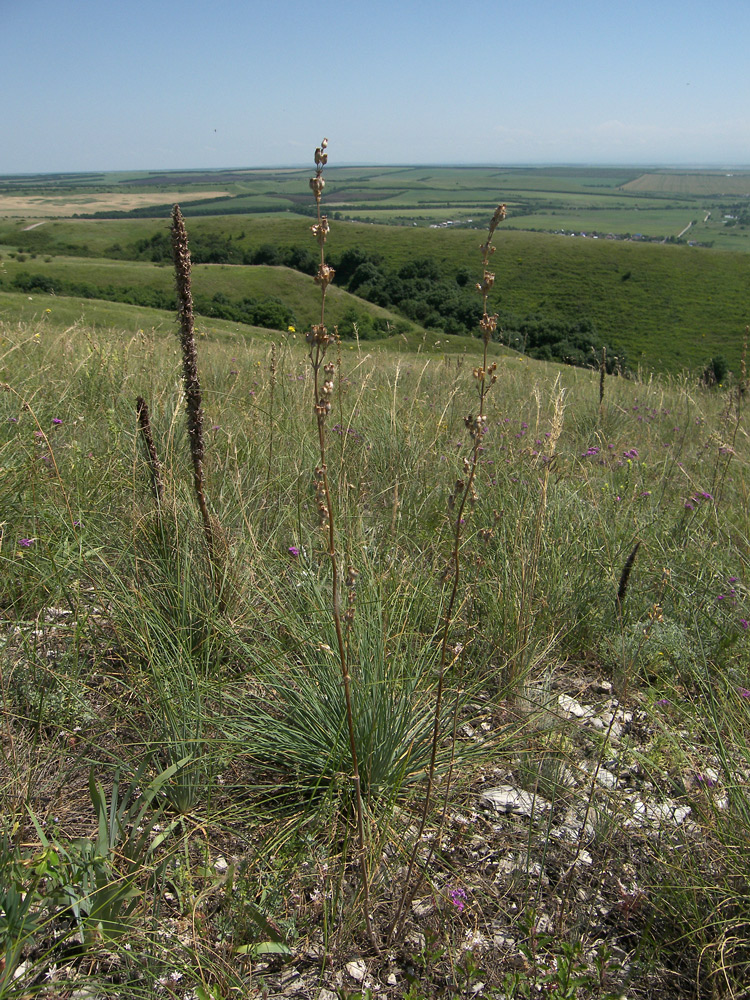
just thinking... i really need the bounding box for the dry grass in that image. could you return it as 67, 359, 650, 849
0, 191, 230, 218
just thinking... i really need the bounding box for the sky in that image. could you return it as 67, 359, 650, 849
3, 0, 750, 173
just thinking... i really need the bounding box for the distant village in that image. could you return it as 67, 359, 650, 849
427, 217, 715, 246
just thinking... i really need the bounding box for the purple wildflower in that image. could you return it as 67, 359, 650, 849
448, 887, 467, 913
19, 538, 34, 547
52, 418, 63, 425
740, 620, 749, 631
288, 546, 300, 558
739, 687, 750, 698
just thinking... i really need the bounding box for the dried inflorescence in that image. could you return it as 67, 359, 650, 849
475, 203, 506, 347
311, 216, 330, 245
472, 361, 498, 385
314, 362, 335, 421
312, 465, 329, 527
310, 138, 328, 198
475, 270, 495, 297
344, 564, 358, 625
314, 262, 336, 291
136, 396, 164, 503
464, 412, 488, 441
307, 139, 337, 423
479, 313, 498, 341
306, 323, 333, 349
171, 204, 215, 561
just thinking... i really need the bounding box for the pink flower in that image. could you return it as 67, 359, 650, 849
448, 887, 467, 912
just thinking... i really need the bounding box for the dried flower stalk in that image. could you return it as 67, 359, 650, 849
616, 540, 642, 612
305, 141, 377, 951
136, 396, 164, 504
389, 203, 506, 943
171, 204, 214, 563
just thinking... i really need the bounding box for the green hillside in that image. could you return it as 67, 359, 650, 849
2, 214, 747, 375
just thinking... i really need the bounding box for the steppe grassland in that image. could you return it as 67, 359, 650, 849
1, 287, 750, 994
1, 159, 750, 996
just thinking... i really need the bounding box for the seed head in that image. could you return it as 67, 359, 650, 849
314, 263, 336, 290
311, 216, 330, 244
475, 270, 495, 296
480, 313, 498, 343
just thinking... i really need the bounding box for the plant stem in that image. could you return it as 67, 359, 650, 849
306, 140, 378, 952
388, 204, 506, 943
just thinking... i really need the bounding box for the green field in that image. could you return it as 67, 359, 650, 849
0, 163, 749, 380
4, 164, 750, 238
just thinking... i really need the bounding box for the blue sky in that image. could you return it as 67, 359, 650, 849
3, 0, 749, 173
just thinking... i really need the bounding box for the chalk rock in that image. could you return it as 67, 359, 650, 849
479, 785, 551, 817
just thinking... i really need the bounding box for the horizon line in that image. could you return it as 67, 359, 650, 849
3, 161, 750, 178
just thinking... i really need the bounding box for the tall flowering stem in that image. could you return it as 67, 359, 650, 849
171, 205, 214, 565
306, 140, 377, 951
389, 204, 506, 944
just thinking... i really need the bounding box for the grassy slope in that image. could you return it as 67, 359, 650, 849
3, 214, 748, 375
0, 257, 425, 336
1, 315, 749, 997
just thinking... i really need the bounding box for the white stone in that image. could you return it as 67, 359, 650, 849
558, 693, 592, 719
346, 960, 367, 982
479, 785, 551, 817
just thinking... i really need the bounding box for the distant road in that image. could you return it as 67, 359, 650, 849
22, 221, 48, 231
677, 221, 693, 238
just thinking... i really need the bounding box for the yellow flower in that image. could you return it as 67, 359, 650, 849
288, 325, 296, 333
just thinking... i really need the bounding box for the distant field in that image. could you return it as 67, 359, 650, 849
3, 165, 750, 243
506, 207, 692, 238
622, 171, 750, 196
0, 190, 231, 218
